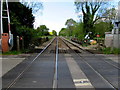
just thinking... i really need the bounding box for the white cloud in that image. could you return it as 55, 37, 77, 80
42, 20, 65, 33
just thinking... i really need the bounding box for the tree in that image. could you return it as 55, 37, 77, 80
102, 8, 117, 21
94, 22, 113, 37
59, 28, 68, 36
52, 30, 57, 36
21, 1, 43, 14
8, 2, 34, 28
36, 25, 49, 36
65, 18, 76, 36
75, 1, 108, 38
3, 2, 37, 49
72, 22, 84, 40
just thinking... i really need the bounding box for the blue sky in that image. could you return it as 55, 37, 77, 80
33, 0, 119, 33
34, 2, 78, 33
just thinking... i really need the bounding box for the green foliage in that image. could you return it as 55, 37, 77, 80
102, 8, 117, 20
74, 2, 108, 38
36, 25, 49, 37
94, 22, 113, 37
65, 18, 76, 36
52, 30, 57, 36
3, 2, 39, 50
59, 22, 84, 40
72, 23, 84, 40
8, 2, 34, 28
59, 28, 68, 36
65, 18, 76, 27
102, 47, 120, 54
2, 51, 22, 55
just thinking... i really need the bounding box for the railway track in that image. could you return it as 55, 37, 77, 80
2, 36, 119, 90
60, 37, 119, 90
62, 37, 120, 70
3, 37, 58, 89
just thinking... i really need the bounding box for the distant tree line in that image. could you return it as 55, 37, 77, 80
59, 1, 117, 40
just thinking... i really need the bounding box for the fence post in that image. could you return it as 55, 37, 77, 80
17, 36, 20, 51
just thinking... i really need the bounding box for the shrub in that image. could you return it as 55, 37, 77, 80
102, 47, 120, 54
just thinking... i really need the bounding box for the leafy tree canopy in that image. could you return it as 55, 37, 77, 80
36, 25, 49, 36
74, 1, 108, 37
52, 30, 57, 36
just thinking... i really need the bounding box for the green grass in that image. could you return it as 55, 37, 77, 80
2, 51, 22, 55
1, 37, 54, 55
1, 49, 33, 55
101, 47, 120, 54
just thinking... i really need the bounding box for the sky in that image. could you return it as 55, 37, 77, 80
34, 2, 78, 34
33, 0, 119, 34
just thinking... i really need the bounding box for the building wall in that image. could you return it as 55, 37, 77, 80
113, 34, 120, 48
105, 33, 120, 48
105, 33, 113, 47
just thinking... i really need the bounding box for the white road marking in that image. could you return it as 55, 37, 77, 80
65, 54, 94, 88
74, 79, 92, 87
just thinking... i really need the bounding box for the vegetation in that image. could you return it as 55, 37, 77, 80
74, 1, 108, 38
65, 18, 76, 36
59, 2, 116, 42
2, 1, 118, 54
3, 2, 52, 51
58, 2, 119, 54
2, 51, 22, 55
59, 28, 68, 36
52, 30, 57, 36
101, 47, 120, 54
94, 22, 113, 37
21, 1, 43, 14
59, 19, 113, 40
3, 2, 35, 50
35, 25, 49, 37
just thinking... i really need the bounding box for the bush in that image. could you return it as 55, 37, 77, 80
102, 47, 120, 54
94, 22, 113, 38
2, 51, 22, 55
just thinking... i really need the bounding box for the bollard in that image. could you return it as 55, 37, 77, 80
2, 33, 9, 52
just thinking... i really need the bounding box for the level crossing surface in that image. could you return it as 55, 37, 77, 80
2, 37, 119, 90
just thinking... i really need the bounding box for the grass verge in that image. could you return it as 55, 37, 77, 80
2, 51, 22, 55
101, 47, 120, 54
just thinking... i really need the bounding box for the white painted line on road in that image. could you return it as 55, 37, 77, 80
53, 38, 58, 89
65, 55, 94, 88
73, 79, 92, 87
73, 79, 89, 82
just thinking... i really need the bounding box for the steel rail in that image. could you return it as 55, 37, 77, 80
53, 37, 58, 90
60, 37, 117, 90
62, 37, 120, 70
60, 37, 90, 53
5, 37, 56, 90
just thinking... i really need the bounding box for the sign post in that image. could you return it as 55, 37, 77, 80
96, 34, 100, 50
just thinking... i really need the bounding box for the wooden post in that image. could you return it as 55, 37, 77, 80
17, 36, 20, 51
